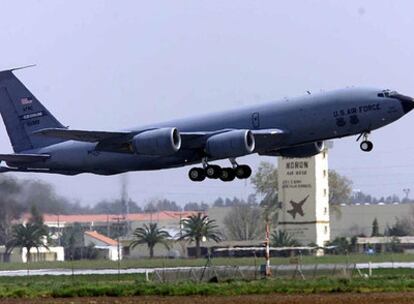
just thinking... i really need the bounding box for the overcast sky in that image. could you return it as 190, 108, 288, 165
1, 0, 414, 206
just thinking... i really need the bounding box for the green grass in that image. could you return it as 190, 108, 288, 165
1, 253, 413, 271
0, 270, 412, 298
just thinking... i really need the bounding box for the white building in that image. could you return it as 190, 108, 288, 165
84, 230, 122, 261
0, 246, 64, 263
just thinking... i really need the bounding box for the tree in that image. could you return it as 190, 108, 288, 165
183, 202, 209, 211
271, 230, 300, 247
155, 199, 181, 211
326, 237, 351, 255
328, 170, 352, 205
0, 176, 25, 246
385, 217, 414, 236
178, 213, 222, 258
223, 204, 263, 240
61, 223, 84, 259
250, 162, 278, 197
371, 218, 380, 237
7, 223, 49, 262
385, 236, 403, 253
213, 197, 224, 207
91, 199, 142, 214
143, 198, 181, 212
130, 223, 171, 258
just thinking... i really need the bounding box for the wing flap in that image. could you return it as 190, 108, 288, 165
0, 153, 50, 163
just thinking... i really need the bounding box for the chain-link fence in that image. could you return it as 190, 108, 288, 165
151, 262, 368, 283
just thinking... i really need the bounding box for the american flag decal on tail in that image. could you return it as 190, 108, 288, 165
20, 97, 33, 105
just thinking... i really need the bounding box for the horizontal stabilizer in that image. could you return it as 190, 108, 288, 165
0, 153, 50, 163
33, 128, 132, 142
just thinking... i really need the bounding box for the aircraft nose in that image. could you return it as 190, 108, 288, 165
398, 94, 414, 114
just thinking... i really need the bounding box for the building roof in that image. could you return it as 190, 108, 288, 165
84, 230, 118, 246
20, 211, 201, 225
357, 236, 414, 244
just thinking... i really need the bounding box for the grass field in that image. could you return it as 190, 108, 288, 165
2, 253, 414, 271
0, 268, 412, 298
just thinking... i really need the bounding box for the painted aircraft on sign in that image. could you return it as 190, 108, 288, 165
0, 66, 412, 182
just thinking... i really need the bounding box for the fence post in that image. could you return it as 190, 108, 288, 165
313, 263, 318, 279
368, 261, 372, 277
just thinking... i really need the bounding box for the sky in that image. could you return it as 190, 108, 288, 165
0, 0, 414, 206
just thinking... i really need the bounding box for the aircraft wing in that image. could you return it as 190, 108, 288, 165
33, 128, 132, 142
0, 153, 50, 163
180, 128, 286, 150
34, 127, 286, 153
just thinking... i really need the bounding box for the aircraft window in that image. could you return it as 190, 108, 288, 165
378, 90, 399, 98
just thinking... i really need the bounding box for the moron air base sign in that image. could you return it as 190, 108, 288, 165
277, 150, 331, 250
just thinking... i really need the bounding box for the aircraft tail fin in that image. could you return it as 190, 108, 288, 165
0, 68, 66, 152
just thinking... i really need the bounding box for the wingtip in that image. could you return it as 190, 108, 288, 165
0, 64, 36, 74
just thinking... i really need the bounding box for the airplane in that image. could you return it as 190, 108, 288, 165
0, 66, 413, 182
287, 195, 309, 219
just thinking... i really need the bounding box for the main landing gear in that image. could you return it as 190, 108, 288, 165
357, 132, 374, 152
188, 158, 252, 182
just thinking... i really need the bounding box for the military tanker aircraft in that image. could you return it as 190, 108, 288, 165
0, 66, 412, 182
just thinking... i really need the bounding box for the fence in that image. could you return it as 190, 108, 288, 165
151, 263, 368, 283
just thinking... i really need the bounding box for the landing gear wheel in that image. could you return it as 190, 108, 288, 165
235, 165, 252, 179
205, 165, 221, 179
360, 140, 373, 152
219, 168, 236, 182
188, 167, 206, 182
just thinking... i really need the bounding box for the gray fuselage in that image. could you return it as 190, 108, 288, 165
27, 87, 407, 175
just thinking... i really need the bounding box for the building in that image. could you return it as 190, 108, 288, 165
0, 246, 64, 263
330, 203, 413, 238
277, 151, 331, 248
356, 236, 414, 254
84, 230, 121, 261
18, 211, 201, 259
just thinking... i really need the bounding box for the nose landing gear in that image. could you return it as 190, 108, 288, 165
357, 132, 374, 152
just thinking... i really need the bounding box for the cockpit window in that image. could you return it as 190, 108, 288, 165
378, 89, 398, 98
378, 89, 413, 102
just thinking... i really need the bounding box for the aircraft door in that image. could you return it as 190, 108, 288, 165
252, 112, 260, 129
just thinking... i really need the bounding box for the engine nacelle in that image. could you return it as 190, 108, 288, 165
274, 141, 325, 158
205, 130, 255, 159
132, 128, 181, 156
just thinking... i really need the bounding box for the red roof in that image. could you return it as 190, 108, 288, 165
84, 230, 118, 246
20, 211, 202, 225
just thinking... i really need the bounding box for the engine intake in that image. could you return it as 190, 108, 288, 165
205, 130, 255, 159
132, 128, 181, 156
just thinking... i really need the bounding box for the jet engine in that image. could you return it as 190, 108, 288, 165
132, 128, 181, 156
205, 130, 255, 159
271, 141, 325, 158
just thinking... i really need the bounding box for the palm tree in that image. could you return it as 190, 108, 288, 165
7, 223, 49, 263
178, 213, 222, 258
271, 230, 300, 247
130, 223, 171, 258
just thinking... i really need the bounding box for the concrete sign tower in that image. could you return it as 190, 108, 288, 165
277, 150, 330, 248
